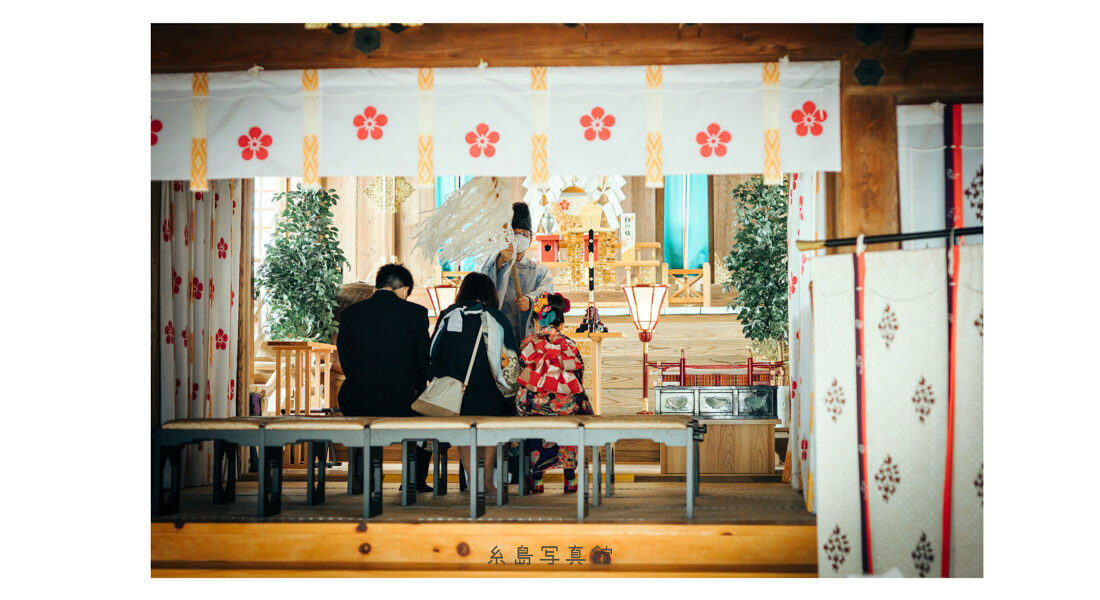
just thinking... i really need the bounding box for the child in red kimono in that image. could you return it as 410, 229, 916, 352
515, 292, 593, 493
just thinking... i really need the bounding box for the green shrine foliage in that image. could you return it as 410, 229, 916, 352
723, 176, 789, 342
257, 185, 348, 342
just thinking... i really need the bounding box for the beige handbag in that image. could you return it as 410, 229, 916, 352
411, 323, 484, 417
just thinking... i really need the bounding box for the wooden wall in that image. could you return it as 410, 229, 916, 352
595, 314, 750, 417
325, 176, 437, 286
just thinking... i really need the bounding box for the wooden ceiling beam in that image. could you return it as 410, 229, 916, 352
907, 25, 983, 52
842, 50, 983, 98
152, 23, 930, 73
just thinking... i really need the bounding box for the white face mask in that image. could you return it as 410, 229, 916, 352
514, 234, 531, 254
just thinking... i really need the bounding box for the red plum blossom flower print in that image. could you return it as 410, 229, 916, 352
696, 123, 731, 157
465, 123, 499, 157
581, 107, 615, 141
791, 101, 828, 137
238, 127, 273, 160
354, 106, 388, 140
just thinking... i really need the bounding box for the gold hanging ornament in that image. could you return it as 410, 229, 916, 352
364, 176, 415, 214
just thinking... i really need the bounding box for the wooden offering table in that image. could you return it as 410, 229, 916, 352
569, 330, 622, 416
660, 419, 780, 476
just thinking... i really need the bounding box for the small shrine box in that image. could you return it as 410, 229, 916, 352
536, 234, 561, 262
654, 385, 778, 420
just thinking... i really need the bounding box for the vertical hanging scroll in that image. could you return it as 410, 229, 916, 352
530, 66, 549, 187
417, 67, 435, 188
302, 69, 321, 190
762, 61, 782, 185
645, 65, 663, 188
190, 73, 209, 192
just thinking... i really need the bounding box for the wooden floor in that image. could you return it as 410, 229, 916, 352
153, 480, 816, 577
158, 479, 813, 525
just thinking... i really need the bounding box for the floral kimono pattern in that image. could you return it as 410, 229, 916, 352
516, 326, 593, 470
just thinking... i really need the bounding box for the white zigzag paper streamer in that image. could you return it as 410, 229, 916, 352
412, 177, 516, 266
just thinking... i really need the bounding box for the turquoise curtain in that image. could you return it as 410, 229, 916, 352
663, 174, 710, 269
435, 176, 477, 271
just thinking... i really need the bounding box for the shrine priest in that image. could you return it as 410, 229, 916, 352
477, 202, 554, 342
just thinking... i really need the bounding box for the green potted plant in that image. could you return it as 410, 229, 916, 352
722, 176, 789, 359
257, 184, 348, 342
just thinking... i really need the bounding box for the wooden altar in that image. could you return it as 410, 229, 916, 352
569, 329, 623, 415
660, 419, 780, 476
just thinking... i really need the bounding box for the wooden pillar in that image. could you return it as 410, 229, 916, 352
356, 176, 398, 282
396, 177, 436, 287
325, 176, 359, 283
834, 93, 902, 253
236, 178, 255, 417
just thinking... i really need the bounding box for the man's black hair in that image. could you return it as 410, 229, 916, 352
375, 263, 414, 291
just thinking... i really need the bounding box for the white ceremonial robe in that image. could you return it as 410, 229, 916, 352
477, 253, 554, 342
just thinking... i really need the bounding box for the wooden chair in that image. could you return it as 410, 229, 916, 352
441, 271, 471, 288
620, 242, 662, 285
266, 341, 337, 466
663, 262, 712, 306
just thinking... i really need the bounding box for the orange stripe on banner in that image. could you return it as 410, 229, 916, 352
942, 243, 961, 577
190, 139, 208, 192
417, 135, 434, 186
763, 129, 781, 184
645, 132, 663, 187
531, 133, 548, 184
418, 67, 434, 91
192, 72, 209, 96
303, 134, 319, 186
763, 62, 780, 85
302, 69, 319, 92
646, 65, 663, 88
530, 66, 547, 91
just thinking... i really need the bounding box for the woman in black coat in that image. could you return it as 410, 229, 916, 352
428, 272, 520, 494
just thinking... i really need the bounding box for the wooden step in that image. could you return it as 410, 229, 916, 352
152, 521, 817, 577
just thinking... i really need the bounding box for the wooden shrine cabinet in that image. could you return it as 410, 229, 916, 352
660, 419, 779, 476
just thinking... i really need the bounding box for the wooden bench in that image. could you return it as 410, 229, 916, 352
153, 417, 271, 518
153, 415, 706, 520
367, 417, 481, 518
262, 417, 374, 514
579, 415, 703, 517
475, 416, 588, 519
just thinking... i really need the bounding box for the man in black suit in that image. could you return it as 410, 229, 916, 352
337, 263, 433, 492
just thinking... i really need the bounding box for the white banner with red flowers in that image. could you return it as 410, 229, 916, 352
787, 172, 827, 513
159, 180, 242, 487
151, 62, 841, 189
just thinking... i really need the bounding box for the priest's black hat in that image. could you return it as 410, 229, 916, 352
511, 201, 532, 232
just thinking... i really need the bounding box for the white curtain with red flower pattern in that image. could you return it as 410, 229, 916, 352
787, 172, 827, 513
151, 63, 840, 191
159, 180, 242, 486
